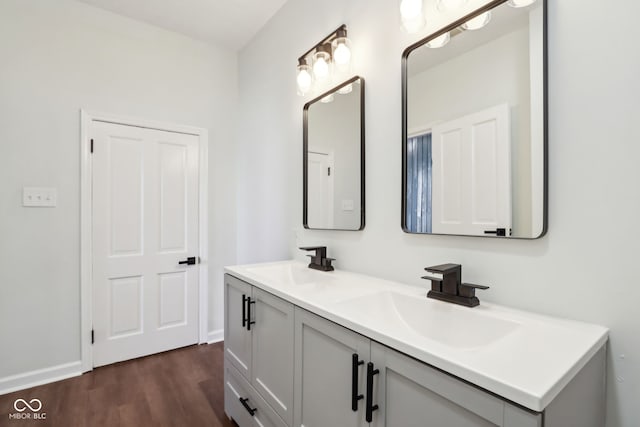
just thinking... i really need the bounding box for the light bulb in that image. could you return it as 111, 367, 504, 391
400, 0, 425, 33
426, 32, 450, 48
462, 11, 491, 30
313, 45, 332, 81
313, 57, 329, 79
338, 84, 353, 95
296, 60, 312, 96
297, 69, 312, 94
333, 41, 351, 66
321, 94, 334, 103
400, 0, 422, 20
507, 0, 536, 7
437, 0, 467, 11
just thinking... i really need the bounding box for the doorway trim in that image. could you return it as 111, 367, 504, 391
79, 110, 209, 373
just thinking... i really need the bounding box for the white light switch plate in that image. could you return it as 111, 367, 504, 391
23, 187, 57, 207
341, 199, 355, 211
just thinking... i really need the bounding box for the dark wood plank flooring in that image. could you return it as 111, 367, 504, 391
0, 342, 237, 427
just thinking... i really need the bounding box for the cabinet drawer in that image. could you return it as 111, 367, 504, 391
225, 359, 288, 427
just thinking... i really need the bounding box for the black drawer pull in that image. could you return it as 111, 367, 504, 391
247, 296, 256, 331
239, 397, 256, 416
365, 362, 379, 422
242, 294, 247, 328
352, 353, 364, 411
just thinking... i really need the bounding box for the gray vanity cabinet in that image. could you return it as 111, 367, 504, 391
294, 308, 370, 427
224, 274, 295, 426
369, 342, 541, 427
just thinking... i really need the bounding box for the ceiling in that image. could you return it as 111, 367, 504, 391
76, 0, 289, 51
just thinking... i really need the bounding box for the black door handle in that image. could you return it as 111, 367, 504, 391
352, 354, 364, 411
178, 256, 197, 265
246, 297, 256, 331
365, 362, 379, 422
484, 228, 507, 236
239, 397, 256, 416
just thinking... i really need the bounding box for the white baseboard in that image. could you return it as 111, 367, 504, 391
207, 329, 224, 344
0, 361, 82, 396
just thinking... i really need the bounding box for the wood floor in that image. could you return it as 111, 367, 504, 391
0, 342, 237, 427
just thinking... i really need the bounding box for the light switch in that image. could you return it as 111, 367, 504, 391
23, 187, 57, 207
341, 199, 355, 211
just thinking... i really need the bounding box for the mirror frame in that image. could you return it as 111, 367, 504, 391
303, 76, 366, 231
401, 0, 548, 239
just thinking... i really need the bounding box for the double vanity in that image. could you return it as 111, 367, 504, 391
223, 261, 608, 427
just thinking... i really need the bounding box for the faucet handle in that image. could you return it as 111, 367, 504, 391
459, 283, 490, 298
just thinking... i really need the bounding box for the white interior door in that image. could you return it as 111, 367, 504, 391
91, 121, 200, 367
431, 104, 512, 236
307, 150, 334, 228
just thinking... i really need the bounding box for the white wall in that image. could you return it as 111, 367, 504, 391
0, 0, 237, 379
237, 0, 640, 426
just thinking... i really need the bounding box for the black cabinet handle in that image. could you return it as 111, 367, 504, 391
352, 354, 364, 411
239, 397, 256, 416
365, 362, 379, 422
246, 296, 256, 331
242, 295, 247, 328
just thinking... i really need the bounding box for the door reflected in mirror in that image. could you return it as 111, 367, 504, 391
304, 76, 365, 230
402, 0, 547, 238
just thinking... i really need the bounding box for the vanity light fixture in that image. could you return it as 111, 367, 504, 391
507, 0, 537, 7
296, 25, 352, 96
462, 11, 492, 30
400, 0, 426, 33
426, 32, 450, 48
437, 0, 468, 12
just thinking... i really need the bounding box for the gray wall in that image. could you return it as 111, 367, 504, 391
237, 0, 640, 426
0, 0, 238, 378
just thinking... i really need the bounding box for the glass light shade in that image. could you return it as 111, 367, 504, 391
507, 0, 536, 7
400, 0, 425, 33
426, 32, 450, 48
296, 62, 312, 96
437, 0, 468, 11
337, 83, 353, 95
313, 50, 331, 81
462, 11, 491, 30
320, 94, 334, 103
332, 37, 352, 67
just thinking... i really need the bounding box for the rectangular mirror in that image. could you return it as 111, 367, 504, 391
304, 76, 365, 231
402, 0, 547, 238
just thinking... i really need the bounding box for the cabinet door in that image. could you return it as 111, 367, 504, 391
225, 362, 288, 427
294, 308, 369, 427
252, 287, 295, 426
370, 341, 519, 427
224, 274, 253, 380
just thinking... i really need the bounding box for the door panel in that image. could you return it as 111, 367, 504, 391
252, 288, 294, 426
225, 274, 253, 380
294, 308, 369, 427
371, 341, 504, 427
92, 121, 200, 367
432, 104, 511, 236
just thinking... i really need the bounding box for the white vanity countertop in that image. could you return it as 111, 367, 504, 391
224, 260, 608, 412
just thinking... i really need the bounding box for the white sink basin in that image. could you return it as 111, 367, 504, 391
337, 291, 520, 349
245, 263, 334, 287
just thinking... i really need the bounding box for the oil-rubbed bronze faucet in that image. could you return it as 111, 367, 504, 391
299, 246, 335, 271
422, 264, 489, 307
